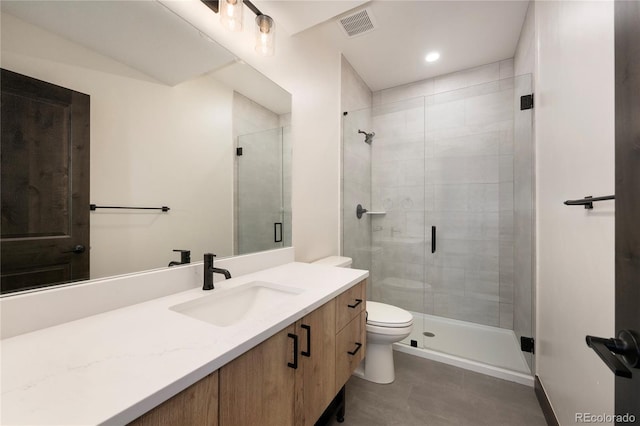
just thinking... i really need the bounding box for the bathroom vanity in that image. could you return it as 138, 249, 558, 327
0, 253, 367, 425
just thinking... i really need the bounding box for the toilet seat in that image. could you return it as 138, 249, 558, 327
366, 301, 414, 328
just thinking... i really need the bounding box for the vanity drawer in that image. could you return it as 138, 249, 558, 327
335, 280, 366, 332
335, 311, 366, 390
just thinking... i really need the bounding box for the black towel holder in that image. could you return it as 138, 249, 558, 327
563, 195, 614, 209
90, 204, 170, 212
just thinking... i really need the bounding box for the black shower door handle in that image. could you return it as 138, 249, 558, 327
431, 226, 436, 253
274, 222, 283, 243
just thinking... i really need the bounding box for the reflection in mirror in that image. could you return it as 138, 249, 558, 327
0, 1, 292, 295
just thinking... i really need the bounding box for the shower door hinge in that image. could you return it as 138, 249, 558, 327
521, 336, 535, 353
520, 94, 534, 110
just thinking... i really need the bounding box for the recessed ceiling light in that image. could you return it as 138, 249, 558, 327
425, 51, 440, 63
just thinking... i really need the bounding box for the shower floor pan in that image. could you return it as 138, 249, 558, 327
395, 312, 533, 386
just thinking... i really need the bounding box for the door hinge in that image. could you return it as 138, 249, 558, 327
521, 336, 535, 353
520, 94, 534, 110
236, 147, 243, 156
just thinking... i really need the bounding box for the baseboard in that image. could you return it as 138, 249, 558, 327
535, 375, 560, 426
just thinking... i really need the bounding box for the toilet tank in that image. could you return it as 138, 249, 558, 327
311, 256, 352, 268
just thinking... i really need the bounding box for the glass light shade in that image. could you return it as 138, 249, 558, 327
220, 0, 243, 32
255, 15, 275, 56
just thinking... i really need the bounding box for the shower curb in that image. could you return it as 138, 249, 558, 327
393, 343, 535, 387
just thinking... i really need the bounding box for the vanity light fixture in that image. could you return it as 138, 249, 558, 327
255, 14, 275, 56
201, 0, 276, 56
219, 0, 243, 32
425, 51, 440, 63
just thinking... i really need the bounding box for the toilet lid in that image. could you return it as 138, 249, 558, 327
366, 301, 414, 328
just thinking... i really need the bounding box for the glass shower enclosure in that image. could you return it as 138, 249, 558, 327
236, 126, 291, 255
342, 74, 534, 375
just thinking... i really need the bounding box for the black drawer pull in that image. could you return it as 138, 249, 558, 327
348, 342, 362, 356
287, 333, 298, 369
348, 299, 363, 309
301, 324, 311, 357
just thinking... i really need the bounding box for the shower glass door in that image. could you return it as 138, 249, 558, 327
236, 127, 284, 255
421, 75, 534, 373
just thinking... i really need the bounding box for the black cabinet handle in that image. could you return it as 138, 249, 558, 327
348, 342, 362, 356
301, 324, 311, 357
431, 226, 436, 253
274, 222, 283, 243
348, 299, 363, 309
287, 333, 298, 369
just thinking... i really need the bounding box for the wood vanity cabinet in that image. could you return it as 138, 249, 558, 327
294, 299, 336, 426
219, 324, 297, 426
219, 279, 367, 426
219, 300, 337, 426
128, 371, 218, 426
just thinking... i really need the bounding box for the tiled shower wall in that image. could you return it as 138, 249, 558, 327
341, 56, 373, 283
370, 60, 522, 329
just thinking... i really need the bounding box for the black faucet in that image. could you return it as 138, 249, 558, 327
203, 253, 231, 290
168, 249, 191, 267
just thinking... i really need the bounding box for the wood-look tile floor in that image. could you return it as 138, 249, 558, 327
329, 352, 547, 426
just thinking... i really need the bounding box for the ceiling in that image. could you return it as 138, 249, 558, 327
257, 0, 530, 91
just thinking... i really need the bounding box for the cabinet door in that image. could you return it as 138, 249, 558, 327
335, 311, 366, 390
295, 299, 336, 426
219, 324, 297, 426
128, 371, 218, 426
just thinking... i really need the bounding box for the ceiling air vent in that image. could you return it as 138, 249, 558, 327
338, 8, 377, 38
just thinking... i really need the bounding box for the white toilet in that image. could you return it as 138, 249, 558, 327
311, 256, 414, 384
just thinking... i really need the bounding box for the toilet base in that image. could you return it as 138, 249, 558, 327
352, 342, 396, 384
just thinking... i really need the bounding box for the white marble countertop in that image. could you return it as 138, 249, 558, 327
1, 262, 368, 425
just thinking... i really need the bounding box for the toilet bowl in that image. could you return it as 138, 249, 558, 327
356, 301, 413, 384
311, 256, 414, 384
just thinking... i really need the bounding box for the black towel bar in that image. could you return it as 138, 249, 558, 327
563, 195, 614, 209
90, 204, 170, 212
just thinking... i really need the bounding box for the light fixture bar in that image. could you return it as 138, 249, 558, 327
201, 0, 262, 16
243, 0, 262, 16
202, 0, 219, 13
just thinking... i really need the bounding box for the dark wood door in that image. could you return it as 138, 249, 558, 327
615, 1, 640, 421
1, 69, 90, 294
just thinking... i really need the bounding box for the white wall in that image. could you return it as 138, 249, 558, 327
160, 1, 343, 263
535, 1, 615, 423
1, 14, 234, 278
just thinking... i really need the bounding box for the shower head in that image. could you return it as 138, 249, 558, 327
358, 129, 375, 144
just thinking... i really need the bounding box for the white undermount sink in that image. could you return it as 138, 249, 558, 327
169, 281, 305, 327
